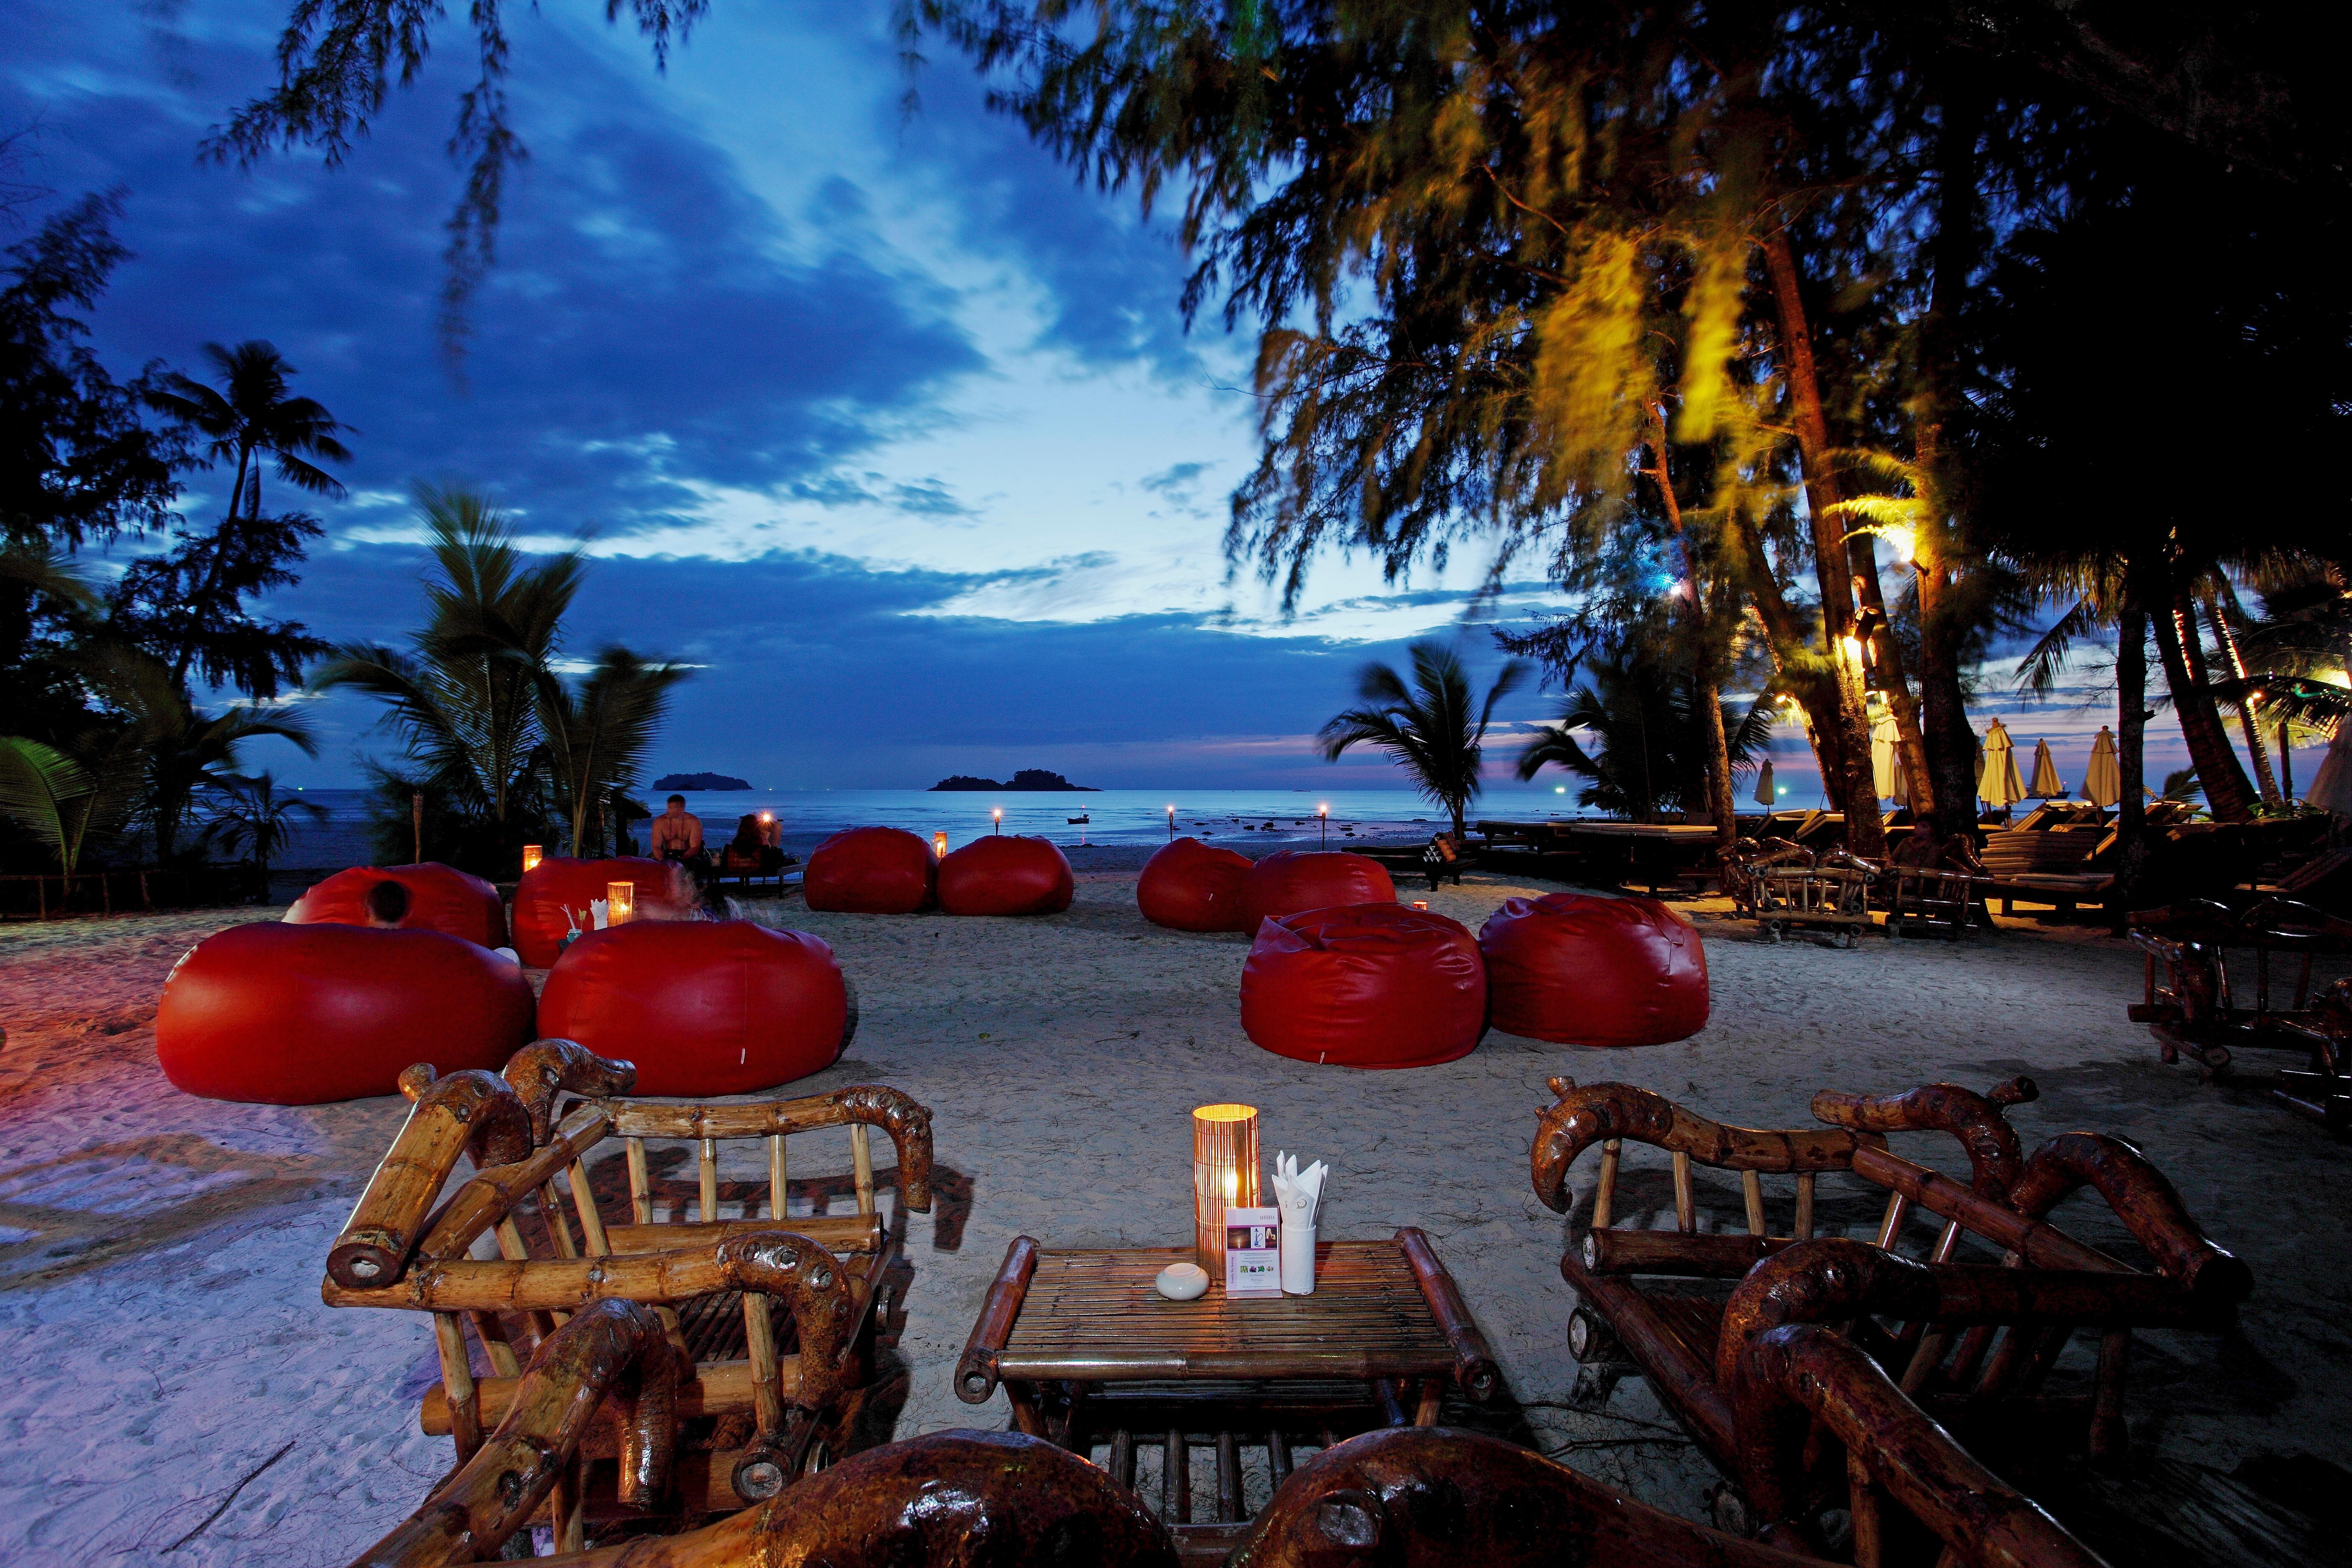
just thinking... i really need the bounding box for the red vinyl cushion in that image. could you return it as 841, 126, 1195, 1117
804, 827, 937, 915
536, 918, 848, 1095
937, 835, 1075, 916
285, 861, 508, 948
511, 857, 694, 967
1136, 837, 1255, 932
1478, 892, 1710, 1047
1239, 903, 1487, 1069
157, 922, 534, 1104
1237, 850, 1398, 931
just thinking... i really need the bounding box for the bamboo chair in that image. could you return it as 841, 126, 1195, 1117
1530, 1076, 2254, 1562
322, 1040, 935, 1537
1886, 833, 1994, 939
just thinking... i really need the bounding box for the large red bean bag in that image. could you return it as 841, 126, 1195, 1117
157, 922, 534, 1104
536, 919, 848, 1095
1239, 903, 1486, 1069
937, 835, 1074, 916
804, 827, 936, 915
285, 862, 508, 948
1478, 892, 1710, 1047
1137, 837, 1253, 932
1238, 850, 1398, 931
512, 857, 694, 967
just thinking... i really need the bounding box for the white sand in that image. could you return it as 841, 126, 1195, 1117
1, 873, 2346, 1564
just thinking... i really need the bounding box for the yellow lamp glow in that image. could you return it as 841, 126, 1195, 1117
606, 881, 635, 925
1192, 1103, 1261, 1270
934, 830, 949, 859
1885, 525, 1915, 562
991, 807, 1003, 834
1839, 633, 1865, 662
521, 844, 542, 874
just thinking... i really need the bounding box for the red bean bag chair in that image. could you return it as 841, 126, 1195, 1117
537, 919, 848, 1095
1137, 837, 1254, 932
804, 827, 936, 915
285, 862, 508, 948
512, 856, 694, 967
157, 922, 534, 1104
1478, 892, 1710, 1046
937, 835, 1075, 916
1239, 903, 1486, 1069
1237, 850, 1398, 931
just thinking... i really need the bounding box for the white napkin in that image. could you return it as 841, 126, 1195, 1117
589, 898, 609, 930
1273, 1152, 1327, 1295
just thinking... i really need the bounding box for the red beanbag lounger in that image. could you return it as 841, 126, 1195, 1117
537, 918, 849, 1095
1137, 837, 1254, 932
1240, 903, 1487, 1069
157, 922, 534, 1104
804, 826, 937, 914
511, 856, 694, 967
1237, 850, 1398, 930
937, 835, 1075, 916
1478, 891, 1710, 1046
285, 861, 508, 948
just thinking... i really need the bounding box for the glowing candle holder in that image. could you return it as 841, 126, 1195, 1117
606, 881, 635, 925
1192, 1103, 1261, 1270
934, 830, 949, 859
521, 844, 543, 875
1411, 899, 1429, 911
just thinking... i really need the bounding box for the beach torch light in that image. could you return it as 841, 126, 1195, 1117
934, 830, 948, 860
1166, 803, 1176, 839
992, 807, 1003, 835
1192, 1103, 1261, 1271
521, 844, 542, 875
1318, 803, 1328, 846
606, 881, 635, 926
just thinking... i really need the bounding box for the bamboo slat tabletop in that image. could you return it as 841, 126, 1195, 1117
995, 1240, 1454, 1382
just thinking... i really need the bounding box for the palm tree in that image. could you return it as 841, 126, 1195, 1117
315, 487, 583, 848
537, 649, 691, 857
199, 772, 325, 877
1319, 642, 1528, 839
1517, 649, 1772, 821
0, 735, 140, 877
143, 340, 351, 689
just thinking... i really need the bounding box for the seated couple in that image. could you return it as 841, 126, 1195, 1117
650, 795, 791, 874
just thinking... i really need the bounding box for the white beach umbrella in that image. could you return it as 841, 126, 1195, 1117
1980, 720, 2024, 808
2028, 738, 2064, 798
1755, 758, 1777, 807
2083, 726, 2121, 808
1870, 714, 1900, 800
2306, 722, 2352, 818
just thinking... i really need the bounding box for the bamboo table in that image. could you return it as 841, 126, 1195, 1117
954, 1228, 1497, 1556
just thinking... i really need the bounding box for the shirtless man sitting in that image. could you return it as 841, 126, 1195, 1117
650, 794, 705, 862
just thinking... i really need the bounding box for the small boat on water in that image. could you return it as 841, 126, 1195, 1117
1067, 813, 1090, 824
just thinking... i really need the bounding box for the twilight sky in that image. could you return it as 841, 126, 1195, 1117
3, 1, 2158, 799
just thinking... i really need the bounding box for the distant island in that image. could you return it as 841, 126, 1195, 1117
930, 769, 1100, 792
655, 772, 751, 791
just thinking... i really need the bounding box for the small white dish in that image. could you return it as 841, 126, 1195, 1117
1155, 1261, 1210, 1301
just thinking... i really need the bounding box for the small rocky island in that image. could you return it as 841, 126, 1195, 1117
654, 772, 752, 791
929, 769, 1100, 792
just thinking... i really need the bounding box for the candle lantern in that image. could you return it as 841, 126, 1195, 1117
1411, 899, 1429, 911
521, 844, 543, 875
934, 830, 949, 860
606, 880, 635, 925
1191, 1103, 1261, 1270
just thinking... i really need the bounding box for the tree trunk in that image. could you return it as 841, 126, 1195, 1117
2149, 579, 2259, 822
1645, 406, 1739, 850
1760, 227, 1886, 856
1848, 534, 1936, 823
2202, 584, 2280, 805
1911, 550, 1982, 838
2111, 566, 2152, 928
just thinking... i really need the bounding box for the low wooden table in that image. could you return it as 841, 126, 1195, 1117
954, 1228, 1498, 1559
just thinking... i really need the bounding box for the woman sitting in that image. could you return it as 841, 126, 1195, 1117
728, 814, 787, 874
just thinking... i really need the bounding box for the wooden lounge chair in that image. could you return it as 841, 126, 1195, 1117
1885, 833, 1994, 938
1529, 1076, 2277, 1563
322, 1040, 934, 1539
1726, 840, 1875, 946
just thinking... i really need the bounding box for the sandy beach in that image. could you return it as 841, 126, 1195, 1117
2, 869, 2347, 1565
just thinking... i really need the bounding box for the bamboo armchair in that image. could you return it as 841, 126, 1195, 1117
1530, 1076, 2254, 1562
323, 1040, 935, 1536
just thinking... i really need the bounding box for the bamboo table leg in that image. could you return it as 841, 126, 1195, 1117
1004, 1379, 1047, 1437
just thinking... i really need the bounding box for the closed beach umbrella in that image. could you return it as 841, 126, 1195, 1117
1870, 715, 1899, 800
2029, 738, 2064, 798
1980, 720, 2024, 808
2307, 722, 2352, 818
2083, 726, 2121, 809
1890, 742, 1914, 812
1754, 758, 1776, 807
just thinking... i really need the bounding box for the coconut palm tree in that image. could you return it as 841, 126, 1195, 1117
199, 771, 325, 876
315, 487, 583, 853
536, 648, 691, 857
142, 341, 351, 691
1319, 642, 1528, 839
1517, 647, 1773, 821
0, 735, 138, 877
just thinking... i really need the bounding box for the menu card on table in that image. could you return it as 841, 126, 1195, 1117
1223, 1205, 1282, 1298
